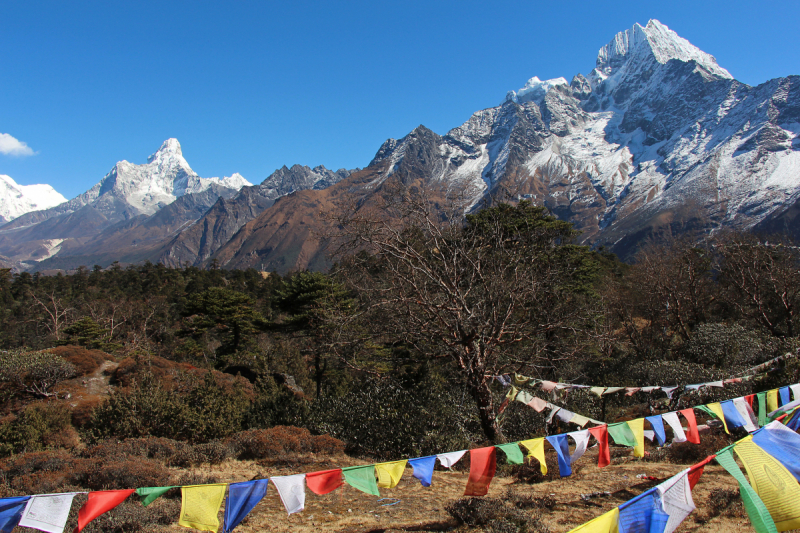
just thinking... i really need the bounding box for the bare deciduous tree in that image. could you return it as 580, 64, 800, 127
718, 233, 800, 338
328, 184, 603, 442
29, 290, 74, 342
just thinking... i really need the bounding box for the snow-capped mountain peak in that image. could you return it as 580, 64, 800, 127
147, 138, 184, 163
505, 76, 569, 104
0, 174, 66, 223
589, 19, 732, 89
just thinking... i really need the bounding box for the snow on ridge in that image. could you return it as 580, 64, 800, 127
75, 139, 251, 215
592, 19, 731, 84
0, 174, 67, 222
505, 76, 569, 105
208, 173, 252, 190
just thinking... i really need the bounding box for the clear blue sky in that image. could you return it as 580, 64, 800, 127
1, 0, 798, 199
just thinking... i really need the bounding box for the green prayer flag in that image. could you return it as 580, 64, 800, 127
495, 443, 524, 465
607, 422, 638, 447
716, 449, 777, 533
136, 486, 177, 506
757, 391, 768, 427
342, 465, 380, 496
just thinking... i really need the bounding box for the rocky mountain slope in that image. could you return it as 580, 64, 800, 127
0, 139, 249, 269
0, 174, 66, 223
3, 19, 798, 273
0, 138, 354, 271
210, 19, 800, 271
153, 164, 355, 268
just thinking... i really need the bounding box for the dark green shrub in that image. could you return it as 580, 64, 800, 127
87, 371, 250, 444
244, 376, 310, 429
0, 349, 75, 399
87, 373, 190, 442
57, 318, 121, 353
683, 323, 774, 369
310, 375, 482, 459
0, 402, 77, 457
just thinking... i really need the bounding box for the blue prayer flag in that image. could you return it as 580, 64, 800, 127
645, 415, 667, 446
618, 488, 669, 533
223, 479, 269, 533
408, 456, 437, 487
0, 496, 29, 533
545, 435, 572, 477
779, 387, 791, 408
787, 409, 800, 431
720, 400, 746, 428
752, 424, 800, 482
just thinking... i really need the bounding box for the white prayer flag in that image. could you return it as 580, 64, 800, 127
662, 412, 687, 443
732, 397, 758, 432
568, 430, 590, 464
436, 450, 467, 468
18, 493, 80, 533
656, 469, 695, 533
271, 474, 306, 515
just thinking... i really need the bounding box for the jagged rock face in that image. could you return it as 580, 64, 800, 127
214, 19, 800, 271
154, 164, 355, 268
13, 159, 354, 271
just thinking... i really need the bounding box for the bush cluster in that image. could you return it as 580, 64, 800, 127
309, 374, 483, 460
49, 345, 114, 377
0, 402, 77, 456
87, 370, 250, 444
446, 496, 551, 533
227, 426, 344, 460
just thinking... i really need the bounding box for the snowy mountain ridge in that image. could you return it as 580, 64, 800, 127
76, 138, 251, 216
0, 174, 66, 223
355, 18, 800, 263
589, 19, 732, 91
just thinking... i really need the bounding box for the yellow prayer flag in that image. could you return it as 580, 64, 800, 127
627, 418, 645, 458
766, 389, 780, 414
707, 402, 729, 434
735, 437, 800, 532
178, 484, 227, 532
375, 460, 407, 488
568, 507, 620, 532
519, 438, 547, 475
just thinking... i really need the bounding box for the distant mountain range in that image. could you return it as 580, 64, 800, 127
1, 19, 798, 272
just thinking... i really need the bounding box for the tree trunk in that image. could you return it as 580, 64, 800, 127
470, 377, 505, 444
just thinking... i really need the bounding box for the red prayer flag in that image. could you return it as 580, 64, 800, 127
305, 468, 343, 495
679, 408, 701, 444
464, 446, 496, 496
74, 489, 135, 532
744, 394, 755, 408
687, 455, 715, 489
588, 425, 611, 468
